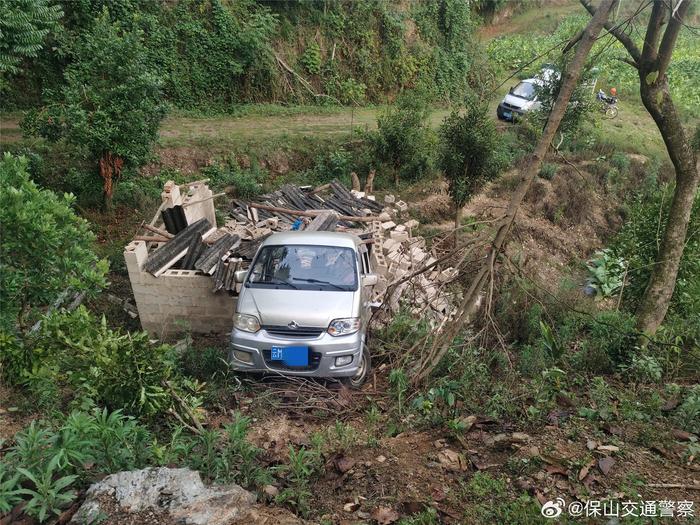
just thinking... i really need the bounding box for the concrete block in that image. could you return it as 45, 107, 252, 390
384, 194, 396, 204
382, 238, 400, 253
404, 219, 419, 230
394, 224, 406, 233
390, 230, 409, 243
378, 212, 391, 222
438, 267, 459, 282
395, 200, 408, 212
381, 221, 396, 231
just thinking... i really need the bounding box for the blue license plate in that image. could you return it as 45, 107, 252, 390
271, 346, 309, 366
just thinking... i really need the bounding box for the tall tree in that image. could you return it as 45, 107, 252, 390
23, 11, 166, 209
580, 0, 699, 335
439, 92, 504, 230
0, 0, 62, 75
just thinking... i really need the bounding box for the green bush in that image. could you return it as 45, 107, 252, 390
299, 40, 322, 75
371, 88, 436, 185
2, 307, 202, 417
0, 154, 108, 333
201, 163, 262, 199
538, 163, 557, 180
612, 183, 700, 320
674, 385, 700, 434
1, 409, 153, 521
568, 311, 637, 373
438, 92, 505, 218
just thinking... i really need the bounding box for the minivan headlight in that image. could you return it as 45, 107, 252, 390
234, 313, 260, 333
328, 317, 360, 336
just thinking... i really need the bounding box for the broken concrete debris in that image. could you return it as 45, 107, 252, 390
126, 179, 458, 334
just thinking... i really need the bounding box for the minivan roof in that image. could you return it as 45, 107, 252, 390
261, 231, 362, 249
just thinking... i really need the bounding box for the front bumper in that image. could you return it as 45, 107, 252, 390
229, 327, 364, 378
497, 103, 524, 122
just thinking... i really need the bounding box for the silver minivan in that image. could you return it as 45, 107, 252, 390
229, 231, 377, 387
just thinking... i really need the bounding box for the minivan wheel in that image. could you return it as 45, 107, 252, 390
340, 345, 371, 389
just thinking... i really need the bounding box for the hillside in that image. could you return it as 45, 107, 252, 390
1, 1, 699, 524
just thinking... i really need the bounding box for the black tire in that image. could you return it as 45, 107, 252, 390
340, 344, 371, 388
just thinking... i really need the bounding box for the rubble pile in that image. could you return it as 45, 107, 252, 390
135, 180, 459, 324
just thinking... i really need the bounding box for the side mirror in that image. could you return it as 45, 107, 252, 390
234, 270, 248, 283
362, 274, 378, 287
509, 86, 514, 94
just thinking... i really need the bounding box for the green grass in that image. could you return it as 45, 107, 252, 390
478, 0, 580, 41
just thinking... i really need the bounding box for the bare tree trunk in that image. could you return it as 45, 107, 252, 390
635, 66, 699, 334
411, 0, 617, 385
99, 152, 124, 211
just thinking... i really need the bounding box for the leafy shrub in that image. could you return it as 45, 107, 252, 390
568, 311, 637, 373
531, 60, 596, 138
612, 183, 700, 320
275, 446, 321, 517
299, 41, 322, 75
586, 248, 627, 298
371, 88, 436, 185
609, 152, 631, 173
438, 92, 505, 222
0, 154, 108, 333
2, 307, 202, 417
538, 163, 557, 180
674, 385, 700, 434
201, 162, 262, 199
2, 409, 154, 520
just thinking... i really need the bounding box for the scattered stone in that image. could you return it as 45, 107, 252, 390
376, 455, 387, 463
597, 445, 620, 453
404, 219, 419, 229
511, 432, 531, 443
71, 468, 256, 525
384, 194, 396, 204
263, 485, 279, 498
343, 502, 360, 513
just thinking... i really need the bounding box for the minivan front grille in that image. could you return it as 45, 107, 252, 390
263, 325, 324, 338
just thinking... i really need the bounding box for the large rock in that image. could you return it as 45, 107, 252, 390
71, 467, 256, 525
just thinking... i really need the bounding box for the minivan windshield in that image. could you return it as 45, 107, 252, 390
247, 244, 358, 291
511, 81, 537, 101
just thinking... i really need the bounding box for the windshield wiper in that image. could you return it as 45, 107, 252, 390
254, 277, 298, 289
291, 277, 348, 291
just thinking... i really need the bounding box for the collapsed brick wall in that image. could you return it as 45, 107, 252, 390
124, 182, 235, 336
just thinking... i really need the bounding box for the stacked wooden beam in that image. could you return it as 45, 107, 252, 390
228, 179, 383, 228
143, 218, 212, 276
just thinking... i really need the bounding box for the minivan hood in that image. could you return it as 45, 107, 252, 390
238, 287, 357, 327
503, 93, 533, 109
